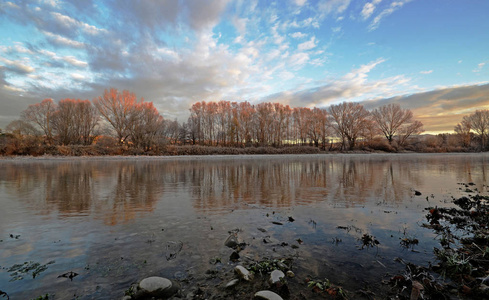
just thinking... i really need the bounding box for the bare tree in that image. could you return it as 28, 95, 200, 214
329, 102, 370, 150
93, 88, 140, 144
371, 103, 416, 144
466, 110, 489, 150
6, 120, 41, 136
397, 120, 424, 147
21, 98, 56, 144
129, 101, 164, 150
454, 116, 472, 148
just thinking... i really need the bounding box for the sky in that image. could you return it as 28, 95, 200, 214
0, 0, 488, 134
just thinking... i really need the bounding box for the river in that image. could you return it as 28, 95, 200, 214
0, 153, 487, 299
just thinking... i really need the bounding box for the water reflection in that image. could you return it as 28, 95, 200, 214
1, 154, 488, 222
0, 154, 488, 298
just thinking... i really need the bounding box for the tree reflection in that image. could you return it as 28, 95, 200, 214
1, 155, 487, 220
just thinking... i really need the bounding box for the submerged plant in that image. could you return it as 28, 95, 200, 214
7, 260, 55, 281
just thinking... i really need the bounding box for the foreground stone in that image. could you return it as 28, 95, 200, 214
268, 270, 285, 285
225, 278, 240, 289
225, 234, 239, 248
134, 276, 178, 299
235, 265, 254, 281
254, 290, 283, 300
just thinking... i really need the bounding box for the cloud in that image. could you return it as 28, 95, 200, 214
63, 56, 88, 68
264, 58, 402, 107
363, 83, 489, 133
368, 0, 413, 31
318, 0, 351, 16
42, 31, 85, 48
0, 58, 35, 74
473, 62, 486, 73
293, 0, 307, 6
420, 70, 433, 74
298, 36, 317, 51
361, 0, 382, 20
289, 32, 307, 39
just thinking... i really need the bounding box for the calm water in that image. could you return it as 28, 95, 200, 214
0, 153, 488, 299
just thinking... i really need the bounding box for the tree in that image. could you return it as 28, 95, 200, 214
129, 101, 164, 150
328, 102, 370, 150
93, 88, 141, 144
371, 103, 416, 144
21, 98, 56, 144
466, 110, 489, 150
397, 120, 424, 147
454, 116, 472, 148
6, 120, 41, 137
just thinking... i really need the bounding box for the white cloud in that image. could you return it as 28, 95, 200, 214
42, 31, 85, 48
473, 62, 486, 73
361, 0, 382, 20
318, 0, 351, 15
368, 0, 412, 31
63, 56, 88, 68
298, 36, 317, 51
420, 70, 433, 74
0, 57, 35, 74
289, 32, 307, 39
293, 0, 307, 6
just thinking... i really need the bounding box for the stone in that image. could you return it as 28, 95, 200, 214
225, 279, 240, 289
414, 190, 422, 196
225, 234, 239, 248
235, 265, 254, 281
254, 290, 283, 300
268, 270, 285, 285
121, 296, 132, 300
135, 276, 178, 299
286, 271, 295, 278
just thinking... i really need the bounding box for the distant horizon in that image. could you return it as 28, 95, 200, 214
1, 0, 488, 133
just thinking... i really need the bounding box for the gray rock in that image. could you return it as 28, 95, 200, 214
225, 279, 240, 289
135, 276, 178, 299
235, 265, 254, 281
254, 290, 283, 300
268, 270, 285, 285
121, 296, 132, 300
225, 234, 239, 248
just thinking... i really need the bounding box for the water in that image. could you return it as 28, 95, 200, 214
0, 153, 488, 299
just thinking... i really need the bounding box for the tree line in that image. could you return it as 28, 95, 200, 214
1, 88, 488, 155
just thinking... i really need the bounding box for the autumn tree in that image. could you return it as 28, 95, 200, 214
371, 103, 418, 144
21, 98, 56, 144
329, 102, 370, 150
93, 88, 141, 144
129, 102, 164, 150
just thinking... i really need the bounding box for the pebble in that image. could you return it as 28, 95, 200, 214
268, 270, 285, 285
286, 271, 295, 278
235, 265, 254, 281
254, 290, 283, 300
225, 279, 240, 289
134, 276, 178, 299
225, 234, 239, 248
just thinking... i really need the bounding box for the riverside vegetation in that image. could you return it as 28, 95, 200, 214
1, 88, 489, 156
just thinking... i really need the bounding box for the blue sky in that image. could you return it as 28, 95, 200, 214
0, 0, 488, 133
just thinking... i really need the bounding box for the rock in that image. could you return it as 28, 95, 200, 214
286, 271, 294, 278
135, 276, 178, 299
254, 290, 283, 300
225, 279, 240, 289
230, 251, 240, 261
258, 228, 267, 232
235, 265, 254, 281
268, 270, 285, 285
122, 296, 132, 300
225, 234, 239, 248
414, 190, 422, 196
